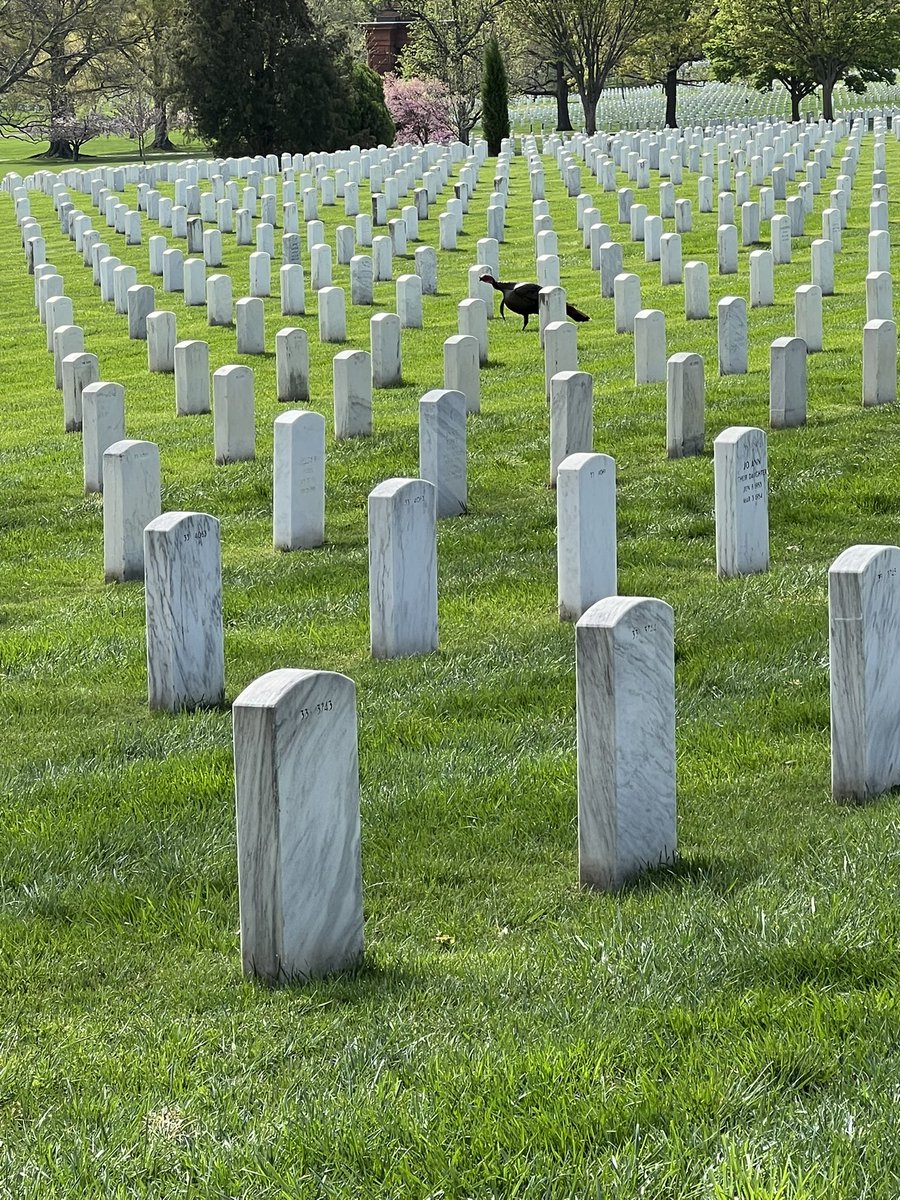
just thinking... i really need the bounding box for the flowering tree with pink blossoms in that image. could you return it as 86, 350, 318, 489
382, 73, 453, 144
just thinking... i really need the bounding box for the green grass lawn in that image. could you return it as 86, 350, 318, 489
2, 125, 900, 1199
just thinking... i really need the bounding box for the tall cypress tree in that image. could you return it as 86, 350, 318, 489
481, 36, 510, 157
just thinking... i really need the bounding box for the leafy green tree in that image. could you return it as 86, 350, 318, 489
342, 61, 395, 148
507, 0, 652, 135
171, 0, 348, 154
706, 0, 900, 121
401, 0, 505, 142
481, 34, 509, 153
622, 0, 716, 127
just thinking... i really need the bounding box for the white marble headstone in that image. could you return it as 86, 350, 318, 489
144, 511, 225, 711
576, 596, 676, 890
102, 439, 161, 582
233, 668, 363, 983
273, 410, 325, 550
557, 452, 616, 622
829, 544, 900, 801
368, 477, 438, 659
714, 426, 769, 578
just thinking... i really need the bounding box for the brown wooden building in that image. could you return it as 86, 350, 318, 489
360, 6, 415, 75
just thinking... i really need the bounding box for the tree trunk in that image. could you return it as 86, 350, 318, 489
152, 97, 175, 150
789, 87, 801, 123
555, 62, 573, 132
46, 139, 73, 158
664, 66, 678, 128
579, 84, 599, 136
822, 76, 835, 122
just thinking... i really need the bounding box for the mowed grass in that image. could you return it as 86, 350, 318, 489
1, 128, 900, 1198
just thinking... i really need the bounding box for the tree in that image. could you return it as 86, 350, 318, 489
400, 0, 505, 142
481, 34, 509, 153
22, 107, 112, 158
621, 0, 716, 127
170, 0, 350, 154
110, 88, 159, 159
0, 0, 139, 154
706, 15, 816, 122
706, 0, 900, 122
506, 0, 653, 135
383, 72, 453, 143
343, 61, 395, 148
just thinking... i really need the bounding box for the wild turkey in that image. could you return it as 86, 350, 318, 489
479, 274, 590, 330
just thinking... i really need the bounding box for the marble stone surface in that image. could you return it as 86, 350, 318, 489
714, 425, 769, 577
717, 223, 738, 274
769, 336, 807, 428
144, 511, 225, 711
276, 327, 309, 402
318, 286, 347, 344
576, 595, 676, 890
280, 263, 305, 316
666, 352, 704, 459
599, 242, 623, 298
206, 274, 233, 326
869, 230, 890, 273
613, 273, 640, 334
866, 271, 893, 323
147, 311, 176, 373
62, 350, 99, 431
236, 297, 265, 355
684, 260, 709, 320
443, 334, 480, 414
52, 324, 84, 390
161, 249, 183, 294
183, 258, 205, 306
414, 245, 437, 295
549, 370, 593, 485
127, 284, 155, 340
79, 380, 124, 493
544, 321, 578, 400
174, 340, 210, 416
213, 365, 255, 463
741, 201, 760, 246
419, 388, 467, 518
149, 234, 166, 275
458, 298, 488, 365
397, 274, 423, 329
829, 544, 900, 801
633, 309, 666, 384
659, 233, 681, 285
794, 284, 823, 353
333, 349, 372, 439
557, 452, 616, 621
203, 229, 222, 268
44, 294, 72, 351
371, 313, 402, 388
863, 319, 898, 406
811, 239, 835, 295
368, 477, 438, 659
717, 296, 747, 375
273, 409, 325, 549
102, 438, 161, 581
233, 668, 363, 983
749, 250, 774, 308
350, 255, 373, 306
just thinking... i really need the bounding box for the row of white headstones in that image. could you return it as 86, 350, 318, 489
4, 119, 900, 983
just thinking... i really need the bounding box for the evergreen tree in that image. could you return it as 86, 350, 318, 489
171, 0, 348, 154
341, 62, 395, 149
480, 35, 509, 156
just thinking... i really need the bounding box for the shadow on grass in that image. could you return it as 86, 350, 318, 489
618, 851, 758, 897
